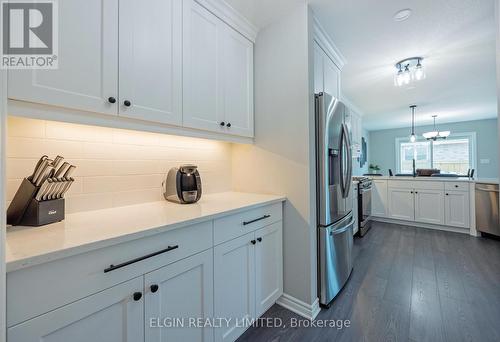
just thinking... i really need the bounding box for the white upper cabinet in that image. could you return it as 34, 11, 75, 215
8, 0, 255, 139
8, 277, 144, 342
118, 0, 182, 125
183, 0, 254, 137
313, 41, 341, 99
220, 25, 254, 137
182, 0, 224, 133
323, 55, 340, 100
8, 0, 119, 115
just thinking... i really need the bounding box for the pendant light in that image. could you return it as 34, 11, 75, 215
423, 115, 451, 140
409, 105, 417, 142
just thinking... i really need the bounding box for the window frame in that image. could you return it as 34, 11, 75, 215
395, 132, 477, 174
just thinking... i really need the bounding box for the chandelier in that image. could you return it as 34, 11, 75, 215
423, 115, 450, 140
394, 57, 425, 87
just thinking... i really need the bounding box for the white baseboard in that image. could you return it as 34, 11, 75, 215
371, 216, 469, 235
276, 293, 320, 320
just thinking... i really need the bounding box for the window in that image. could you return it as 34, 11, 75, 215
396, 133, 476, 175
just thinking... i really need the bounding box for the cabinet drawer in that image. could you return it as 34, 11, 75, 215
214, 203, 282, 245
413, 181, 444, 190
7, 221, 213, 327
388, 180, 414, 189
445, 182, 469, 191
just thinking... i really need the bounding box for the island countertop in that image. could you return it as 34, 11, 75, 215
6, 192, 286, 272
368, 176, 499, 183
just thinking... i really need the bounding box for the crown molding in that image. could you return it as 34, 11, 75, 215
312, 14, 346, 69
195, 0, 258, 42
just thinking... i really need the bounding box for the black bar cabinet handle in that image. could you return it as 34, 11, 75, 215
104, 245, 179, 273
243, 214, 270, 226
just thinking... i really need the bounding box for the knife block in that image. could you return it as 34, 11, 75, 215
7, 178, 65, 226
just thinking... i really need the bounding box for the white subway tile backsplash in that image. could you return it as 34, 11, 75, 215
7, 116, 45, 138
7, 117, 233, 213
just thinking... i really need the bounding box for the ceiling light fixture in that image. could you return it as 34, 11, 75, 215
393, 8, 412, 22
409, 105, 417, 143
422, 115, 450, 140
394, 57, 426, 87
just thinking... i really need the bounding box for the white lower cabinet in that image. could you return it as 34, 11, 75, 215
372, 180, 388, 217
214, 222, 283, 342
445, 190, 470, 228
380, 180, 471, 230
145, 250, 214, 342
214, 233, 256, 342
8, 277, 144, 342
388, 188, 415, 221
414, 190, 445, 225
255, 223, 283, 317
7, 204, 284, 342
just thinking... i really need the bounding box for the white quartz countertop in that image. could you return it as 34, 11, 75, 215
6, 192, 286, 272
369, 176, 480, 182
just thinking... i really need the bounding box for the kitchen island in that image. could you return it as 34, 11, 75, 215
368, 176, 482, 235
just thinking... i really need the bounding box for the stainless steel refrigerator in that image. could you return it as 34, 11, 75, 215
315, 92, 354, 307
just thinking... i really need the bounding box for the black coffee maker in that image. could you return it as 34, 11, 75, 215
163, 165, 202, 204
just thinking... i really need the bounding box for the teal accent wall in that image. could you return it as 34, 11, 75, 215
353, 128, 370, 176
368, 118, 498, 178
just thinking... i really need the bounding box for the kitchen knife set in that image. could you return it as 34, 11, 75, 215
7, 155, 76, 227
29, 155, 76, 200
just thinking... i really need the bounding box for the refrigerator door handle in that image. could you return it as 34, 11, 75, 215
339, 126, 346, 197
342, 123, 353, 197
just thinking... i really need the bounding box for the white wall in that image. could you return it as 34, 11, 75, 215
232, 3, 318, 307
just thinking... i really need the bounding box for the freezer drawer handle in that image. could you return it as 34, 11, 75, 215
104, 245, 179, 273
243, 214, 270, 226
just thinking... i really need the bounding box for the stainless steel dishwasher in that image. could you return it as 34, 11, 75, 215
475, 183, 500, 237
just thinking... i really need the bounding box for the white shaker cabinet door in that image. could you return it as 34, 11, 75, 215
388, 188, 415, 221
414, 189, 445, 225
254, 222, 283, 317
8, 277, 144, 342
214, 232, 256, 342
118, 0, 182, 125
323, 53, 340, 100
182, 0, 224, 133
8, 0, 119, 116
372, 180, 388, 217
444, 190, 470, 228
313, 41, 324, 94
144, 249, 214, 342
220, 25, 254, 137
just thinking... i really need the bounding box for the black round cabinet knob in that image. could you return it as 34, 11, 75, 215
251, 240, 256, 245
108, 97, 116, 104
150, 284, 159, 293
124, 100, 131, 107
220, 121, 225, 126
133, 292, 142, 301
257, 237, 262, 242
226, 122, 232, 128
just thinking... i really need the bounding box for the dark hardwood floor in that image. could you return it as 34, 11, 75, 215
237, 222, 500, 342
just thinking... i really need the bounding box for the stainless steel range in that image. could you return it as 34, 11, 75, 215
353, 176, 372, 236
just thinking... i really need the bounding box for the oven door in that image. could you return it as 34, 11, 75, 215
360, 186, 372, 227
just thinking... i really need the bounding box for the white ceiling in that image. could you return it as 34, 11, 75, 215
310, 0, 498, 131
227, 0, 498, 131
